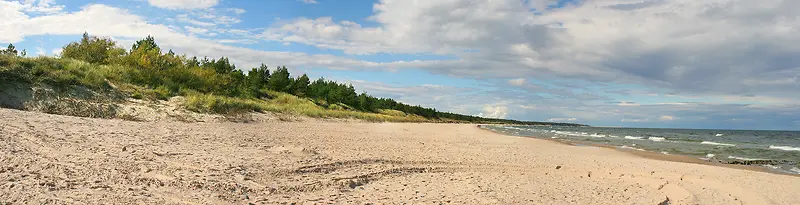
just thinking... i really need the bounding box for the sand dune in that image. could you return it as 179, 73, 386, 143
1, 108, 798, 204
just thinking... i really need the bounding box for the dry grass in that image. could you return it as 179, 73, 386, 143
1, 55, 434, 123
183, 91, 430, 122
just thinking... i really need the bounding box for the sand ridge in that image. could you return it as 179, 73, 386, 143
1, 108, 799, 204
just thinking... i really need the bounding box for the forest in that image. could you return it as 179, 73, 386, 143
0, 33, 585, 126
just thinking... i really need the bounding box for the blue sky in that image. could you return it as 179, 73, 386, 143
2, 0, 800, 130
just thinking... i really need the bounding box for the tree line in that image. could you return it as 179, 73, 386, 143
5, 33, 584, 126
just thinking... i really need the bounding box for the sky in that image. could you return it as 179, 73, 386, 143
2, 0, 800, 130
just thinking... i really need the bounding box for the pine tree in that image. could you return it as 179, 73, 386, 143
1, 44, 19, 56
268, 66, 291, 92
357, 93, 373, 111
186, 56, 200, 67
247, 64, 270, 93
131, 35, 160, 53
292, 74, 310, 97
212, 57, 235, 74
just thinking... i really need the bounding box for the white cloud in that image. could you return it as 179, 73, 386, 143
174, 8, 242, 28
260, 0, 800, 102
617, 101, 640, 107
51, 48, 61, 56
17, 0, 63, 14
184, 26, 208, 35
478, 104, 509, 119
519, 104, 536, 109
175, 14, 215, 27
227, 8, 246, 14
217, 39, 257, 44
299, 0, 318, 4
508, 78, 526, 86
147, 0, 219, 10
659, 115, 675, 121
0, 2, 30, 43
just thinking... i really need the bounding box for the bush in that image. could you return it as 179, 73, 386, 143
61, 32, 124, 64
184, 93, 264, 114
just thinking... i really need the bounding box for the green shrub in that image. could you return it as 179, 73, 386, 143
184, 93, 264, 114
328, 104, 344, 111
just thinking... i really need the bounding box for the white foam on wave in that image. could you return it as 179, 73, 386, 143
769, 145, 800, 151
648, 137, 666, 142
763, 164, 780, 170
715, 133, 724, 137
791, 167, 800, 175
701, 141, 736, 146
727, 155, 765, 161
699, 153, 716, 161
624, 136, 643, 140
589, 133, 606, 138
660, 151, 670, 155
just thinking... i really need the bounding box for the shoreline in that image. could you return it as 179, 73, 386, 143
476, 125, 799, 177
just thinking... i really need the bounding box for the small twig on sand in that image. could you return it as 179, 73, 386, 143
152, 151, 193, 157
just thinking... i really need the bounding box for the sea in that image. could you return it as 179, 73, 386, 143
482, 125, 800, 175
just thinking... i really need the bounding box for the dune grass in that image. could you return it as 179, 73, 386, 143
1, 55, 436, 122
184, 90, 430, 122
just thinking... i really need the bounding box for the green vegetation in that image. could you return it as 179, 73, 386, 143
0, 33, 585, 126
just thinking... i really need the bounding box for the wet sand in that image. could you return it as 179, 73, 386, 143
2, 108, 799, 204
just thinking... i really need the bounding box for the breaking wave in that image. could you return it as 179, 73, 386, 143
624, 136, 643, 140
700, 141, 736, 146
769, 145, 800, 151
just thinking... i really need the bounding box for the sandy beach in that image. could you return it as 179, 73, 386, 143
1, 108, 799, 204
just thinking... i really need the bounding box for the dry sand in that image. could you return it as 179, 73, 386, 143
1, 108, 798, 204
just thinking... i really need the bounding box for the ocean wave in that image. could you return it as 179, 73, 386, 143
715, 133, 724, 137
700, 141, 736, 146
620, 146, 646, 151
589, 133, 606, 138
699, 153, 715, 160
763, 164, 780, 170
648, 137, 666, 142
769, 145, 800, 151
727, 155, 765, 161
792, 167, 800, 175
624, 136, 643, 140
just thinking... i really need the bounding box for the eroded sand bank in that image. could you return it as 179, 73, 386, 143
1, 108, 798, 204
